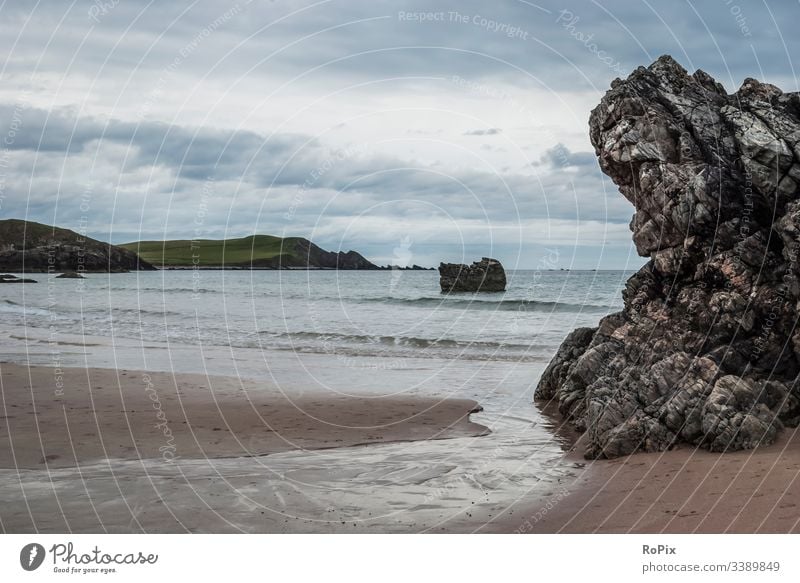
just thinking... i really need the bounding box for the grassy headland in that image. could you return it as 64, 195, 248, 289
120, 235, 378, 269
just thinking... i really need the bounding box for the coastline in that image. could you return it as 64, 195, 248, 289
503, 428, 800, 534
4, 333, 798, 533
0, 351, 580, 533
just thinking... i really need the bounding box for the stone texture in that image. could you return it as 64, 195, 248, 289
439, 258, 506, 292
535, 56, 800, 458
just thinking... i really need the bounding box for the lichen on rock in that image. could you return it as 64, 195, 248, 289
535, 56, 800, 459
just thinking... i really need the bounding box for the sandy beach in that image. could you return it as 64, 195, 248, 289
0, 363, 488, 470
506, 429, 800, 534
4, 358, 800, 533
0, 316, 582, 534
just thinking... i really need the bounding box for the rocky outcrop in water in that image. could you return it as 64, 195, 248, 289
56, 271, 85, 279
0, 273, 37, 283
439, 258, 506, 292
536, 56, 800, 459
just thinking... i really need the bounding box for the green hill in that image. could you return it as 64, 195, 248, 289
0, 219, 155, 273
120, 235, 378, 269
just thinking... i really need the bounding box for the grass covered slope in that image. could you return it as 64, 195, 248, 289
122, 235, 285, 266
121, 235, 378, 269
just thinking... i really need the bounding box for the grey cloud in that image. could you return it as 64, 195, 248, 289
3, 0, 799, 268
2, 0, 798, 97
535, 143, 598, 169
464, 128, 502, 136
2, 102, 625, 215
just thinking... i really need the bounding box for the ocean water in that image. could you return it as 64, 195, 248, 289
0, 269, 630, 364
0, 269, 635, 531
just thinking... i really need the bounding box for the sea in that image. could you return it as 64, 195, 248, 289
0, 268, 629, 364
0, 268, 635, 532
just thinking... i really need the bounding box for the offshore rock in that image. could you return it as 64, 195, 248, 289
439, 258, 506, 292
535, 56, 800, 458
56, 271, 85, 279
0, 273, 38, 283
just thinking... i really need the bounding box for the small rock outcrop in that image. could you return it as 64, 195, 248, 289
56, 271, 85, 279
439, 258, 506, 292
0, 273, 37, 283
536, 56, 800, 458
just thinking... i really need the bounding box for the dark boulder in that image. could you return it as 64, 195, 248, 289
0, 273, 37, 283
56, 271, 85, 279
439, 258, 506, 292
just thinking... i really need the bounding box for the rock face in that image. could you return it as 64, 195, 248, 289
289, 239, 379, 270
439, 258, 506, 292
536, 56, 800, 459
0, 219, 155, 273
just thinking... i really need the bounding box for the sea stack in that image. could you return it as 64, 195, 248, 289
439, 258, 506, 292
536, 56, 800, 459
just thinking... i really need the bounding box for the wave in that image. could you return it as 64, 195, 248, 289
91, 307, 184, 317
132, 286, 220, 295
0, 299, 54, 317
1, 300, 181, 319
258, 329, 549, 353
95, 287, 618, 314
358, 296, 616, 312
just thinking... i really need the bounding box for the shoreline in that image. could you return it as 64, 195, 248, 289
0, 363, 488, 470
4, 351, 798, 533
501, 427, 800, 534
0, 358, 573, 534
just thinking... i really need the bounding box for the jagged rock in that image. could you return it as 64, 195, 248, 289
0, 273, 37, 283
536, 56, 800, 459
56, 271, 85, 279
439, 258, 506, 292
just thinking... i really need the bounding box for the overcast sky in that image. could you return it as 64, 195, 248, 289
1, 0, 798, 268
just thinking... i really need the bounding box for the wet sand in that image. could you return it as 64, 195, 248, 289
0, 363, 488, 470
506, 428, 800, 533
1, 362, 574, 534
5, 361, 799, 533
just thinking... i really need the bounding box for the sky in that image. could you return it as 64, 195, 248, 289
1, 0, 798, 269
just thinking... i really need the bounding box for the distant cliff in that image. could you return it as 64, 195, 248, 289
121, 235, 379, 269
0, 219, 155, 273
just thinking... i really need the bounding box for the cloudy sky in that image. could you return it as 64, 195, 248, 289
1, 0, 798, 268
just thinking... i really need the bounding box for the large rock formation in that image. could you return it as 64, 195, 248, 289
0, 219, 155, 273
439, 258, 506, 292
536, 56, 800, 458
